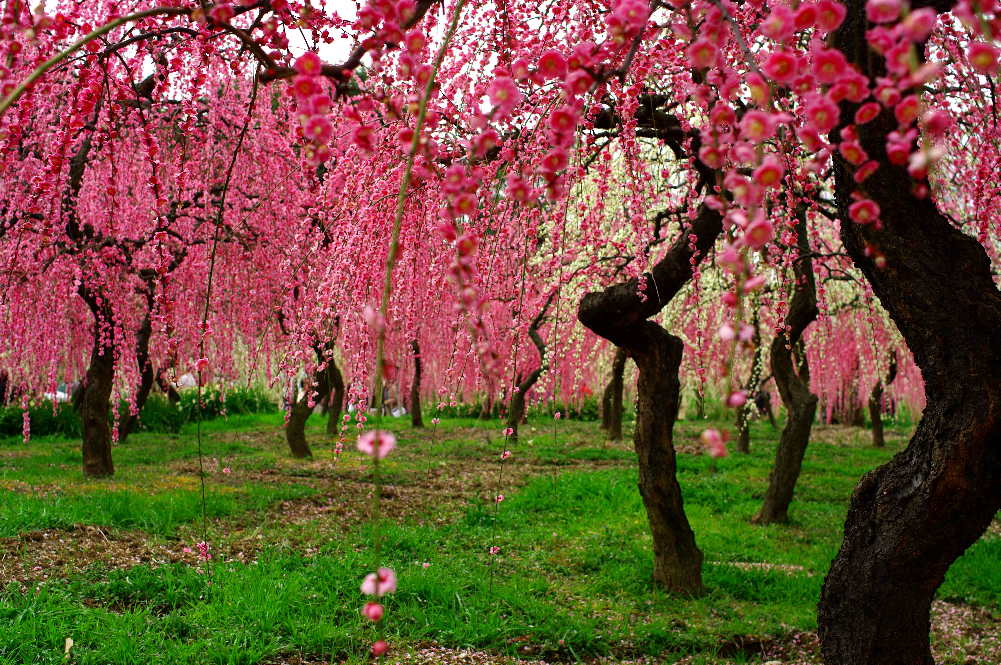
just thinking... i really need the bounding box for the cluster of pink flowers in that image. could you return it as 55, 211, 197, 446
360, 566, 397, 657
289, 52, 334, 165
356, 0, 419, 53
437, 222, 502, 379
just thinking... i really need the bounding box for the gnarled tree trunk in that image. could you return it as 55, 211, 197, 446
868, 352, 897, 448
632, 322, 703, 591
819, 2, 1001, 662
755, 214, 818, 524
410, 339, 424, 428
600, 348, 624, 440
505, 292, 556, 440
579, 198, 721, 594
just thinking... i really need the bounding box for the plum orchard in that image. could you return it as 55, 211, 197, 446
0, 0, 999, 664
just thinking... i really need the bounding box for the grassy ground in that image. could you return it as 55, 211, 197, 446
0, 412, 997, 665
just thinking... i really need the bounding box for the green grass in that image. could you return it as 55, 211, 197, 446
0, 413, 996, 664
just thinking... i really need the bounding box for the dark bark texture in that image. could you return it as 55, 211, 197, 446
819, 2, 1001, 663
410, 340, 424, 428
578, 200, 722, 594
77, 290, 116, 478
631, 322, 704, 592
754, 214, 818, 525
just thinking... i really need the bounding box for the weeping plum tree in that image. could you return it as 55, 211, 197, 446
815, 1, 1001, 662
2, 0, 1000, 660
580, 194, 723, 593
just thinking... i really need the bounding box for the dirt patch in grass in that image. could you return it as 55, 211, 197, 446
0, 524, 201, 589
2, 451, 629, 587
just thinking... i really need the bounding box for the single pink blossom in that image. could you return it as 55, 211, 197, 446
362, 602, 384, 621
361, 567, 397, 596
357, 430, 397, 459
849, 199, 881, 224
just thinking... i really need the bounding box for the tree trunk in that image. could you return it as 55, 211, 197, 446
754, 213, 818, 525
410, 340, 424, 428
605, 347, 627, 441
867, 382, 884, 448
285, 341, 337, 459
76, 293, 115, 478
286, 399, 314, 458
120, 313, 154, 443
819, 3, 1001, 662
600, 367, 613, 431
325, 356, 345, 436
478, 395, 493, 420
734, 313, 765, 454
632, 322, 704, 592
579, 195, 721, 593
869, 353, 897, 449
505, 292, 556, 440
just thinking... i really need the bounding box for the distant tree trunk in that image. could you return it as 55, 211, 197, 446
579, 197, 721, 594
325, 356, 345, 436
600, 366, 614, 431
734, 312, 765, 454
478, 395, 493, 420
819, 3, 1001, 661
694, 391, 705, 420
603, 347, 627, 441
76, 290, 115, 478
506, 292, 556, 440
754, 213, 818, 525
156, 370, 181, 404
120, 312, 154, 443
868, 353, 897, 448
410, 340, 424, 428
285, 340, 337, 459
